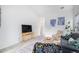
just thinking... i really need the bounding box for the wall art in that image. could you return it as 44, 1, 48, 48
58, 17, 65, 25
50, 19, 56, 27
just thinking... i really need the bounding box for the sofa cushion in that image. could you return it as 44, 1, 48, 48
71, 33, 79, 39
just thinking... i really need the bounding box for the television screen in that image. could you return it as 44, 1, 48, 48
22, 25, 32, 33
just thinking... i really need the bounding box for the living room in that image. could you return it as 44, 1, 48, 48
0, 5, 79, 53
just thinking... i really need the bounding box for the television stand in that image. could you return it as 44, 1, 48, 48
22, 32, 33, 41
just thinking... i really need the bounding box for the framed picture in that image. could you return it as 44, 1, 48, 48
58, 17, 65, 25
50, 19, 56, 27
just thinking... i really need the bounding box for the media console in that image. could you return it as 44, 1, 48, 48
22, 32, 34, 41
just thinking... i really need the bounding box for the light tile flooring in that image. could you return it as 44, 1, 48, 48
3, 36, 44, 53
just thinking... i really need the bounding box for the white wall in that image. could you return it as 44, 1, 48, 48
0, 5, 42, 49
73, 5, 79, 32
44, 6, 73, 36
29, 5, 74, 36
73, 5, 79, 16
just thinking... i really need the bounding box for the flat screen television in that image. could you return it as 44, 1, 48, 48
22, 25, 32, 33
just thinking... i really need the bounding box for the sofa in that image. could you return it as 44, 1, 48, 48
61, 33, 79, 53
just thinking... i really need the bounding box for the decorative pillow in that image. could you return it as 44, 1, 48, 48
61, 34, 71, 40
68, 38, 75, 45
